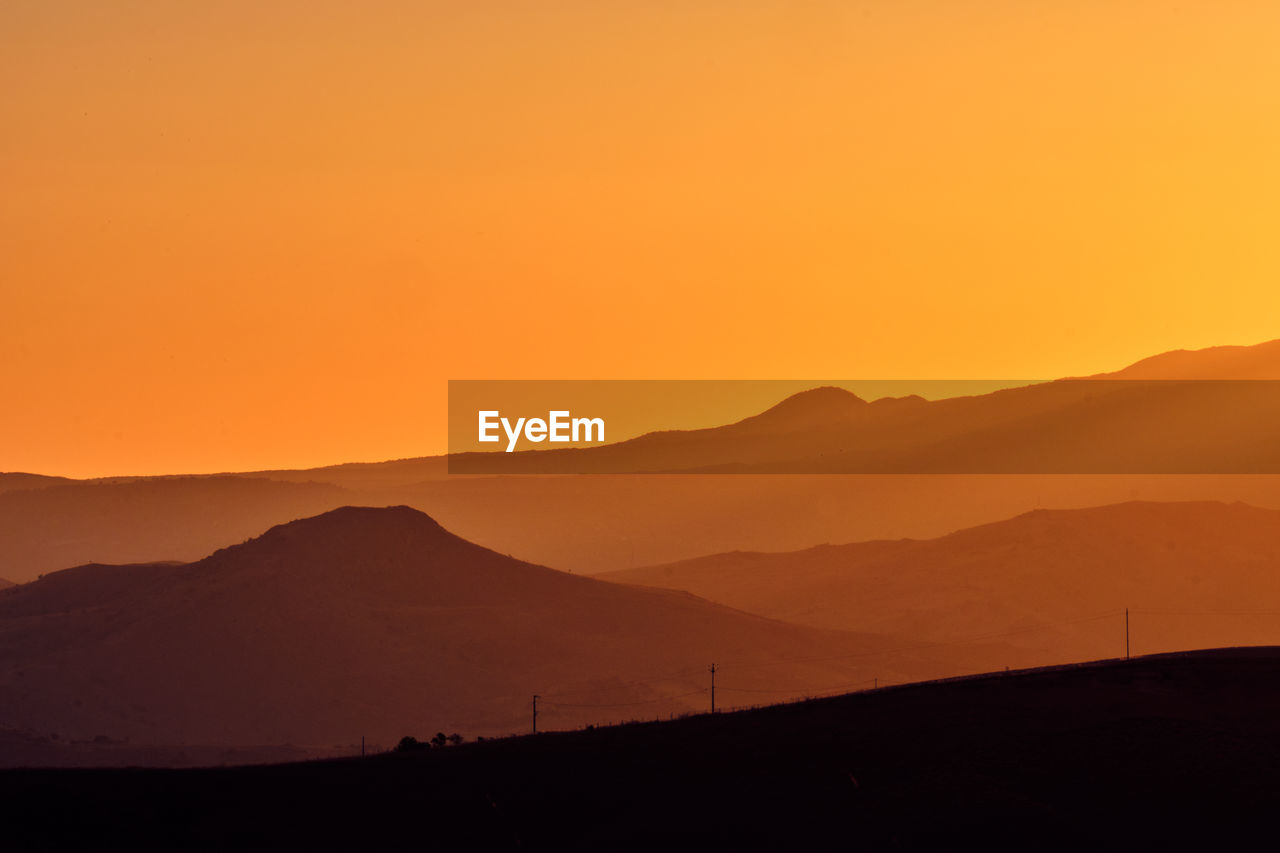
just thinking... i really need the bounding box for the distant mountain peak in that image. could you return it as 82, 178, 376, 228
736, 386, 869, 431
259, 504, 442, 535
245, 503, 443, 541
199, 504, 465, 576
777, 385, 867, 406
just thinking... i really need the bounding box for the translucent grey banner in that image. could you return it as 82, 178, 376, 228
447, 379, 1280, 474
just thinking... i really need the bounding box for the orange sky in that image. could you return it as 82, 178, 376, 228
4, 1, 1280, 478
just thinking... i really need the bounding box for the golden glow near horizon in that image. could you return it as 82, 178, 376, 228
4, 1, 1280, 477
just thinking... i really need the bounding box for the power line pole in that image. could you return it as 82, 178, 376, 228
532, 694, 539, 734
361, 735, 365, 758
1125, 608, 1130, 660
709, 663, 717, 714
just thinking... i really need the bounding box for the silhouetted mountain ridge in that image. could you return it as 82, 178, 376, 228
731, 386, 870, 432
451, 338, 1280, 474
1093, 338, 1280, 379
602, 500, 1280, 664
0, 506, 963, 757
190, 504, 592, 607
7, 339, 1280, 582
0, 473, 75, 495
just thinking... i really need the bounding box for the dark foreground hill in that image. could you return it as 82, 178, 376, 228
5, 648, 1280, 851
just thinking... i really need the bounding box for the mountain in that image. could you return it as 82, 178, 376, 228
0, 578, 12, 590
7, 466, 1280, 585
0, 506, 976, 761
449, 341, 1280, 474
0, 475, 352, 582
6, 341, 1280, 584
1094, 338, 1280, 379
731, 385, 876, 432
601, 501, 1280, 665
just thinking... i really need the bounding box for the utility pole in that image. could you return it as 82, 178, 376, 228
709, 664, 717, 714
361, 735, 365, 758
532, 695, 539, 734
1125, 608, 1130, 660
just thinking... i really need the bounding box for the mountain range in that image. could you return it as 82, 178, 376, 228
3, 339, 1280, 585
0, 506, 976, 761
603, 500, 1280, 665
449, 362, 1280, 476
1091, 339, 1280, 380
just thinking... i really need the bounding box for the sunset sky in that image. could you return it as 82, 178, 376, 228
4, 1, 1280, 477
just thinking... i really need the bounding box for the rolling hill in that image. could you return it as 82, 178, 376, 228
0, 473, 74, 495
0, 506, 977, 762
6, 648, 1280, 850
602, 501, 1280, 666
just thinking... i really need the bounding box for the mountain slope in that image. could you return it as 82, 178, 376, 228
6, 340, 1280, 584
602, 501, 1280, 663
0, 473, 75, 495
1096, 338, 1280, 379
0, 475, 352, 582
450, 342, 1280, 474
0, 507, 965, 758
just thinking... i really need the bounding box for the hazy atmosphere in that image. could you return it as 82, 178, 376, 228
6, 3, 1280, 850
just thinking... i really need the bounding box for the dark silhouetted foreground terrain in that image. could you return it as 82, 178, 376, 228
5, 648, 1280, 851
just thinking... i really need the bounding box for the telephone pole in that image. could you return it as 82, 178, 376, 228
1125, 608, 1130, 660
532, 694, 539, 734
709, 664, 717, 714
